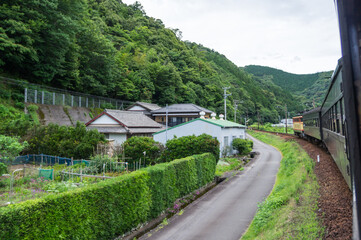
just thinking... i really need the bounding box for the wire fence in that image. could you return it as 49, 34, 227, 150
0, 76, 133, 109
3, 154, 73, 166
1, 154, 129, 181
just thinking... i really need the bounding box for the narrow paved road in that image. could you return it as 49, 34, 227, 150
140, 135, 281, 240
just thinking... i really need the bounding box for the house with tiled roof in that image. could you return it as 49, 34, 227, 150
151, 103, 214, 127
126, 101, 161, 118
153, 114, 247, 157
85, 109, 164, 145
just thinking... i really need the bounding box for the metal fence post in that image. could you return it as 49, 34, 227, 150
63, 94, 65, 105
24, 88, 27, 103
86, 98, 88, 108
71, 95, 74, 107
34, 90, 37, 103
41, 91, 44, 104
79, 96, 81, 107
53, 92, 55, 105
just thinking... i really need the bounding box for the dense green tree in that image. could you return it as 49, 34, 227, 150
0, 0, 313, 122
23, 122, 106, 159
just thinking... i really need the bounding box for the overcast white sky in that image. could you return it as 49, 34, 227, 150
122, 0, 341, 74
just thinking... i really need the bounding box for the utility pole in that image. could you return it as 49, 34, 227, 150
285, 104, 288, 133
234, 100, 239, 122
223, 87, 231, 120
165, 104, 168, 142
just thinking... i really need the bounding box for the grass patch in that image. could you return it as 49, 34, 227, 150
250, 123, 294, 134
215, 157, 244, 177
241, 131, 324, 239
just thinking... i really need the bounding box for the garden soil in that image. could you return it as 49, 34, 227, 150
279, 134, 352, 240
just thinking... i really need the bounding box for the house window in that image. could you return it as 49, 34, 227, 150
224, 136, 229, 147
104, 133, 110, 139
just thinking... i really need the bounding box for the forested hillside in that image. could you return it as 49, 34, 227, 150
0, 0, 303, 123
243, 65, 332, 108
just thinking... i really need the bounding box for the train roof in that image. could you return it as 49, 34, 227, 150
321, 58, 343, 109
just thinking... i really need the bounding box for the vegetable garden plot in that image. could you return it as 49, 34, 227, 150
0, 155, 129, 206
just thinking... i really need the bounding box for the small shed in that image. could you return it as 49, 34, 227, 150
153, 118, 246, 157
86, 109, 164, 146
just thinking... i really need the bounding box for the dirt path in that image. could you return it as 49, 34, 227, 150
279, 134, 352, 239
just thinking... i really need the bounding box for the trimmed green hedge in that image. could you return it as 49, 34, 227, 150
0, 153, 216, 239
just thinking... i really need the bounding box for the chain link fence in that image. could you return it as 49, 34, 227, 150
0, 76, 133, 109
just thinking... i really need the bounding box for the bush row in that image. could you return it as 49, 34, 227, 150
122, 134, 220, 165
0, 153, 216, 240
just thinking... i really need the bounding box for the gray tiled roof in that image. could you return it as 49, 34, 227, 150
105, 109, 163, 128
151, 104, 213, 114
126, 101, 161, 111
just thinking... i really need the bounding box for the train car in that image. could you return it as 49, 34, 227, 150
320, 60, 351, 189
302, 107, 322, 141
292, 116, 303, 136
335, 0, 361, 237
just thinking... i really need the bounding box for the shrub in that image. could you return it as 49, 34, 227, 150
24, 122, 106, 159
0, 135, 28, 162
161, 134, 220, 162
122, 137, 164, 165
232, 138, 253, 155
0, 162, 8, 175
0, 104, 34, 137
14, 102, 24, 109
26, 104, 38, 112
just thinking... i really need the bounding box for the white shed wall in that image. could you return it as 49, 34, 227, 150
154, 119, 246, 158
154, 120, 222, 144
219, 127, 246, 156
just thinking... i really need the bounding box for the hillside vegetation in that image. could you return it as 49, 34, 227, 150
243, 65, 332, 109
0, 0, 303, 123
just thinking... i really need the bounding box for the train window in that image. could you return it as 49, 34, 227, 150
332, 105, 336, 132
335, 102, 340, 133
329, 108, 332, 131
340, 98, 345, 136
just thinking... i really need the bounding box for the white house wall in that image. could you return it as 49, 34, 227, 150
91, 114, 119, 125
128, 106, 146, 111
109, 133, 127, 146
